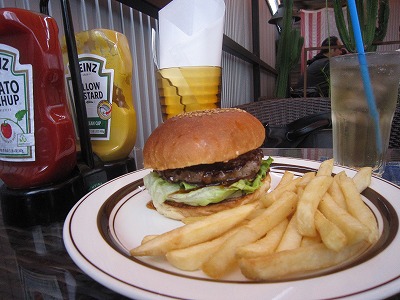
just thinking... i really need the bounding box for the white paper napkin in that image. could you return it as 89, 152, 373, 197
158, 0, 225, 69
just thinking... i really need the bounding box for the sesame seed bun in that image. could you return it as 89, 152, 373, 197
143, 108, 266, 170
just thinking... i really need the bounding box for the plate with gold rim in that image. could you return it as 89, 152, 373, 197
63, 156, 400, 299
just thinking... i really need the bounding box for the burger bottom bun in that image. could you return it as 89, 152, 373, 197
152, 173, 271, 220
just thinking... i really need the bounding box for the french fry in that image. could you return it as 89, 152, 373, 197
130, 203, 257, 256
276, 171, 295, 188
317, 159, 334, 177
141, 235, 158, 244
296, 175, 333, 237
236, 219, 289, 259
246, 191, 298, 237
296, 186, 304, 198
239, 241, 370, 280
315, 210, 347, 252
276, 212, 302, 252
338, 175, 379, 243
166, 227, 240, 271
261, 177, 301, 207
352, 167, 373, 193
328, 177, 347, 210
301, 235, 322, 247
318, 193, 370, 244
334, 171, 347, 186
181, 216, 207, 224
201, 226, 260, 278
131, 159, 377, 281
245, 206, 265, 220
202, 191, 297, 278
297, 172, 316, 187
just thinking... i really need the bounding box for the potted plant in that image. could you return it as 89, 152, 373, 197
274, 0, 304, 98
333, 0, 389, 52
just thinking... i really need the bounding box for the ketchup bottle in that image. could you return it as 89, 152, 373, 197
0, 8, 77, 189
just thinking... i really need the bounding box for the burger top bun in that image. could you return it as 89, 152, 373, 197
143, 108, 265, 170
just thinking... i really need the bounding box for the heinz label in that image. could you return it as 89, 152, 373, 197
0, 44, 35, 161
66, 54, 114, 140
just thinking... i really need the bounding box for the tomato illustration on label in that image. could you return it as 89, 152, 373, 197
1, 121, 12, 139
0, 110, 27, 140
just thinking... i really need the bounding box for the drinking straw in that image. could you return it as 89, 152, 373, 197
347, 0, 382, 154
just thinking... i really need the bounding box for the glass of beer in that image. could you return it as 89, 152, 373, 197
330, 52, 400, 175
156, 66, 222, 121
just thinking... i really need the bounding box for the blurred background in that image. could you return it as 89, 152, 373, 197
0, 0, 398, 151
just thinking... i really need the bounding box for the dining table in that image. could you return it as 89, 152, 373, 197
1, 148, 400, 299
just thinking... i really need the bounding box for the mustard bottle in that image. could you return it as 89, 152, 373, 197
62, 29, 137, 162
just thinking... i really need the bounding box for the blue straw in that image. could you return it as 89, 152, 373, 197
347, 0, 382, 154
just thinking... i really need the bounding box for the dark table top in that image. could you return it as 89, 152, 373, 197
1, 148, 400, 299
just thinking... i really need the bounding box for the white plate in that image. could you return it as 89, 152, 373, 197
63, 157, 400, 300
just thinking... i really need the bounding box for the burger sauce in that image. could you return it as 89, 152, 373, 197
0, 8, 77, 189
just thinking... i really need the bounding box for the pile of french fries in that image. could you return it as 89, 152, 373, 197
130, 159, 378, 280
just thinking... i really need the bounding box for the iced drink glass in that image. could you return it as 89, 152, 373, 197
156, 66, 222, 121
330, 52, 400, 175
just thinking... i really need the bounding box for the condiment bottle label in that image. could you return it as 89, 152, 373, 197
66, 54, 114, 140
0, 44, 35, 162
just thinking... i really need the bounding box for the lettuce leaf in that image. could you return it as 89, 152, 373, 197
230, 157, 273, 193
143, 172, 181, 207
167, 186, 242, 206
144, 157, 273, 207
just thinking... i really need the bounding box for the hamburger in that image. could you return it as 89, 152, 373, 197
143, 108, 272, 220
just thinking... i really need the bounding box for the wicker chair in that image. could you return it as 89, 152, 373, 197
391, 100, 400, 148
236, 97, 331, 126
235, 97, 400, 149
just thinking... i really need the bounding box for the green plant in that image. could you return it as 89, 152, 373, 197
333, 0, 389, 52
274, 0, 304, 98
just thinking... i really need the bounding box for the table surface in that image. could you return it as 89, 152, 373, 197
1, 148, 400, 299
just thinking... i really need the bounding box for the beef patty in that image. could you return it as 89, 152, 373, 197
157, 148, 264, 186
